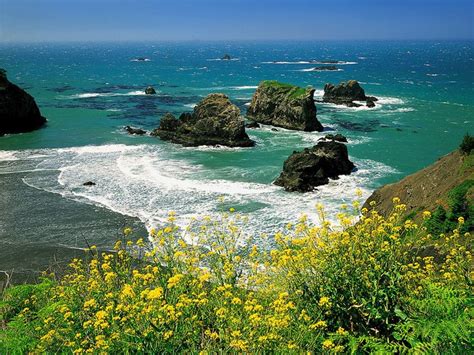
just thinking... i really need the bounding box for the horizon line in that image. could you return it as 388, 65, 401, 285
1, 37, 473, 44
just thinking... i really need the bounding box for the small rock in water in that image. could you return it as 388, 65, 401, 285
323, 80, 378, 107
221, 54, 232, 60
83, 181, 96, 186
311, 65, 339, 71
318, 133, 348, 143
125, 126, 147, 135
145, 86, 156, 95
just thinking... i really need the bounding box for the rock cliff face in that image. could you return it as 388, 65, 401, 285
247, 81, 323, 131
151, 93, 254, 147
364, 148, 474, 226
0, 69, 47, 136
274, 141, 355, 192
323, 80, 377, 107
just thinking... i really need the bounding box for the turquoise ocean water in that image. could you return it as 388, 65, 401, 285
0, 41, 472, 273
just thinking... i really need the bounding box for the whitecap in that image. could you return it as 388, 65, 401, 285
359, 81, 382, 86
262, 61, 313, 64
62, 91, 148, 99
299, 68, 343, 72
207, 58, 240, 61
130, 58, 151, 62
376, 96, 405, 105
391, 107, 415, 113
262, 60, 357, 65
197, 85, 258, 91
0, 151, 19, 161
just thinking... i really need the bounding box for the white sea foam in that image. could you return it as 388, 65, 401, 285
198, 86, 258, 91
6, 144, 397, 242
315, 94, 407, 113
299, 68, 343, 72
376, 97, 405, 105
230, 86, 258, 90
359, 81, 382, 86
262, 61, 314, 64
0, 151, 19, 161
63, 91, 148, 99
130, 58, 151, 62
183, 103, 197, 108
207, 58, 240, 61
390, 107, 416, 113
262, 60, 357, 65
313, 89, 325, 98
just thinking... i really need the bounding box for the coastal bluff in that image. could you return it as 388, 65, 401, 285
247, 80, 323, 131
0, 69, 47, 136
364, 140, 473, 228
152, 93, 254, 147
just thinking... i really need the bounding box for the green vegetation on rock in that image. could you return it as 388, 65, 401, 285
426, 179, 474, 234
260, 80, 308, 99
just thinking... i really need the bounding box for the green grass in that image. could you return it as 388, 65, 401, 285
260, 80, 309, 99
459, 152, 474, 175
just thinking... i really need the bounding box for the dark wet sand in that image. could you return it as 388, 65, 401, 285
0, 172, 147, 284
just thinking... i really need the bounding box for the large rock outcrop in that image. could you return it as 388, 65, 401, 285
274, 141, 355, 192
247, 80, 323, 131
0, 69, 47, 136
151, 93, 254, 147
323, 80, 377, 107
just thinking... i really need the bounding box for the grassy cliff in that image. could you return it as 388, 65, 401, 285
365, 135, 474, 233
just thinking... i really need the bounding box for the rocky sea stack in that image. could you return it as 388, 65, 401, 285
323, 80, 377, 107
247, 80, 323, 132
145, 86, 156, 95
0, 69, 47, 136
274, 141, 355, 192
151, 93, 254, 147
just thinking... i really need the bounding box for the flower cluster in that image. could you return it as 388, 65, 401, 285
1, 199, 472, 353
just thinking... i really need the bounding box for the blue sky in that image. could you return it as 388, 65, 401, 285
0, 0, 472, 42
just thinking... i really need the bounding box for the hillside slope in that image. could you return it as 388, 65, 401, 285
365, 148, 473, 227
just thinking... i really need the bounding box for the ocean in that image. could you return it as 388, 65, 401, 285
0, 40, 473, 276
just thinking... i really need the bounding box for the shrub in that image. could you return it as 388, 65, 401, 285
426, 180, 474, 234
459, 133, 474, 155
1, 201, 472, 353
